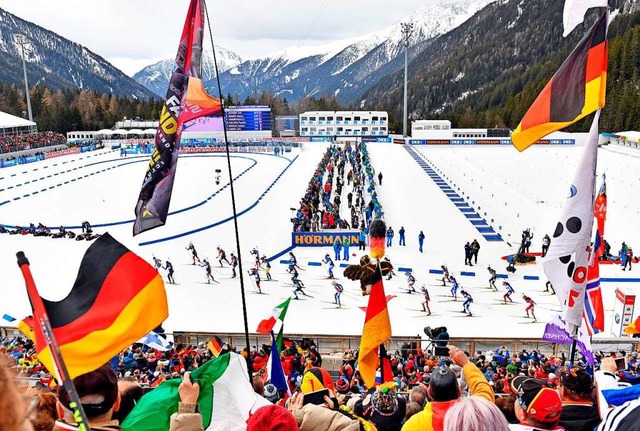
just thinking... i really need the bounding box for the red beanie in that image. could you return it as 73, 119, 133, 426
246, 405, 298, 431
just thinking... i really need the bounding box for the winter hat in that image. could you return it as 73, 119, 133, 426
245, 405, 297, 431
336, 377, 350, 394
511, 376, 562, 423
560, 367, 594, 396
429, 366, 459, 402
263, 383, 279, 403
300, 367, 335, 394
371, 382, 399, 413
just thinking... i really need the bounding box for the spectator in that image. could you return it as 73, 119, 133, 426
112, 377, 143, 424
0, 358, 36, 431
55, 363, 122, 430
170, 371, 204, 431
418, 231, 425, 253
410, 386, 427, 407
444, 396, 510, 431
558, 367, 599, 431
465, 242, 473, 266
402, 345, 494, 430
470, 239, 480, 264
509, 376, 563, 430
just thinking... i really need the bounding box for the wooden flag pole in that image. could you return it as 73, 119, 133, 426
17, 252, 91, 430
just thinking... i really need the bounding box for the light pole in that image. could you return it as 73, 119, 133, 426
401, 22, 413, 139
15, 35, 33, 123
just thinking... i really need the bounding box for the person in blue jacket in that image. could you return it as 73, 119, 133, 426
386, 226, 394, 247
358, 229, 367, 251
418, 231, 425, 253
333, 237, 342, 261
342, 237, 351, 261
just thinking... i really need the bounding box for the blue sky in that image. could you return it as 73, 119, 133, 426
0, 0, 434, 75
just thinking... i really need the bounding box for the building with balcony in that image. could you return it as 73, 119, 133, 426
299, 111, 388, 138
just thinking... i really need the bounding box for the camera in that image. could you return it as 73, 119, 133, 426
424, 326, 450, 356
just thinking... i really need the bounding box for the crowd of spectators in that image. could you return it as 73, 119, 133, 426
0, 131, 65, 154
0, 221, 99, 241
5, 327, 640, 430
292, 142, 383, 232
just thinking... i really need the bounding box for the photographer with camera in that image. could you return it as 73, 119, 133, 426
402, 345, 494, 431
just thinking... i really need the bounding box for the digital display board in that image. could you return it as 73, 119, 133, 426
183, 105, 272, 132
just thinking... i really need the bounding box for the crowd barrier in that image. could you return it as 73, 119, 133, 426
408, 138, 576, 146
0, 153, 45, 168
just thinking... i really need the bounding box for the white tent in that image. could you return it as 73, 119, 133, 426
127, 129, 145, 136
0, 111, 37, 135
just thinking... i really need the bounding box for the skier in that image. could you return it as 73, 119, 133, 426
399, 226, 406, 246
418, 231, 425, 253
292, 274, 308, 299
384, 257, 396, 280
288, 251, 302, 270
449, 275, 459, 300
230, 253, 238, 278
421, 285, 431, 315
216, 246, 230, 267
544, 280, 555, 294
333, 281, 344, 308
503, 281, 515, 303
201, 258, 215, 284
152, 256, 162, 271
261, 256, 272, 280
287, 264, 299, 280
406, 272, 417, 293
323, 254, 335, 279
441, 265, 450, 286
461, 289, 473, 317
523, 294, 537, 321
186, 242, 201, 265
164, 259, 175, 284
249, 267, 262, 293
250, 247, 261, 268
488, 266, 498, 291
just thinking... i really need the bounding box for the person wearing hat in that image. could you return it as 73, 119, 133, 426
557, 367, 599, 431
402, 345, 494, 431
54, 363, 123, 430
509, 376, 563, 430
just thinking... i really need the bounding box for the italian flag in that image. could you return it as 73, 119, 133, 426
256, 297, 291, 334
122, 352, 270, 431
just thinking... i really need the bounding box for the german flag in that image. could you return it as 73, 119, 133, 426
207, 335, 224, 358
512, 11, 608, 152
17, 316, 35, 342
358, 262, 392, 388
34, 233, 168, 379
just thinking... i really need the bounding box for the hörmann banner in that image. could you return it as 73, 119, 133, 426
292, 231, 360, 247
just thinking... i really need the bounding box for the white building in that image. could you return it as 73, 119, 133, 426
299, 111, 388, 138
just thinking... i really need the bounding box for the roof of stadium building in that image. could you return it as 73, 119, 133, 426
0, 111, 36, 129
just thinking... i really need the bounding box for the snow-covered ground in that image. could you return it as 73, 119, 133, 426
1, 143, 639, 341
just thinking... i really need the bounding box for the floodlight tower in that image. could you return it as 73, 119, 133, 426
15, 34, 33, 122
401, 22, 414, 138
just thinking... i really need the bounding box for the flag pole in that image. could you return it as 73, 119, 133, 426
202, 0, 252, 370
16, 252, 91, 430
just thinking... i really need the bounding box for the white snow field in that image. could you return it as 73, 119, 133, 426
1, 142, 639, 342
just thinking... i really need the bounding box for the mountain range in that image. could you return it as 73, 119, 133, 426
132, 0, 496, 103
0, 7, 155, 99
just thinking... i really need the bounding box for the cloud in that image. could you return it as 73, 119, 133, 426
0, 0, 434, 74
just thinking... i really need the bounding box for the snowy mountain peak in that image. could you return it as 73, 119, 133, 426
133, 0, 497, 101
132, 46, 243, 97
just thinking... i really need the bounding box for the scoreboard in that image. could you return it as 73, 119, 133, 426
224, 105, 272, 132
182, 105, 272, 132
